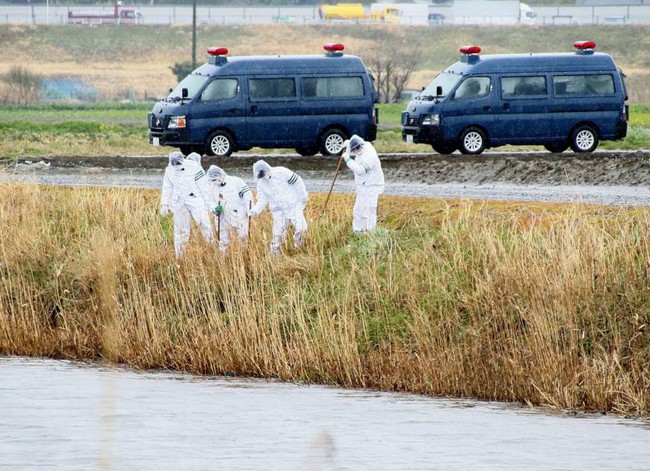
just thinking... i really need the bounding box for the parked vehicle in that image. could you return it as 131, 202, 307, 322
148, 44, 378, 157
67, 1, 142, 25
318, 3, 400, 22
401, 41, 628, 154
448, 0, 535, 24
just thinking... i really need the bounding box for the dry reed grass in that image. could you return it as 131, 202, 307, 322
1, 183, 649, 416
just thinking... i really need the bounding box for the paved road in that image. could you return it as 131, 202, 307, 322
3, 151, 650, 206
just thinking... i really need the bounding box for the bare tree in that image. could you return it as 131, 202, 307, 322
361, 47, 419, 103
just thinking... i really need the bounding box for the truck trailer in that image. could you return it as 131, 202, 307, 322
67, 2, 142, 25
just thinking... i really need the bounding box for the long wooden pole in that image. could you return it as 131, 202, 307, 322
323, 153, 345, 211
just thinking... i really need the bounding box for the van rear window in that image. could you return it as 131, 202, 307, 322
302, 77, 364, 98
553, 74, 615, 95
249, 78, 296, 100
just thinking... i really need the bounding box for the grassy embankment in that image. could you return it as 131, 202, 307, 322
1, 183, 650, 416
0, 102, 648, 157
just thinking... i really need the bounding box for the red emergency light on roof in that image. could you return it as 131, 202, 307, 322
324, 43, 345, 53
574, 41, 596, 50
207, 47, 229, 56
460, 45, 481, 55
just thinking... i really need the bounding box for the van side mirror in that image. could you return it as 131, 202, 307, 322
436, 86, 443, 96
182, 88, 189, 99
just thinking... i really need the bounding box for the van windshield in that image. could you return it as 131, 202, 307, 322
167, 74, 210, 102
420, 72, 462, 100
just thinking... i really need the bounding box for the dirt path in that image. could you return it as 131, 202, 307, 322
5, 150, 650, 186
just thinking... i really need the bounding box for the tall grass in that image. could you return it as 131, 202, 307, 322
1, 183, 649, 415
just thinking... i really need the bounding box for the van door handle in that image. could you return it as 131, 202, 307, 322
229, 107, 238, 114
483, 105, 491, 111
250, 105, 258, 115
503, 103, 510, 111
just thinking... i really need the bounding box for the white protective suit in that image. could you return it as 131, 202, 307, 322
160, 151, 214, 257
206, 165, 253, 251
343, 135, 384, 233
186, 152, 203, 167
249, 160, 308, 254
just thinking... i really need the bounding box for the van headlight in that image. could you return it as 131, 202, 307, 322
421, 114, 440, 126
168, 116, 187, 129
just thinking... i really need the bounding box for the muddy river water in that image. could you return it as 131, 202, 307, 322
2, 357, 650, 470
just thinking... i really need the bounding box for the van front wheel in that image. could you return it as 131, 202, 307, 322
544, 143, 569, 153
570, 126, 598, 153
296, 146, 318, 157
207, 130, 234, 157
320, 129, 347, 156
459, 127, 486, 155
432, 142, 457, 155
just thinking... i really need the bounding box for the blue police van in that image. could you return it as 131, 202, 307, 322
148, 43, 378, 157
401, 41, 629, 154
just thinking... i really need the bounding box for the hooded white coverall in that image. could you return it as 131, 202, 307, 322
206, 166, 253, 251
343, 135, 385, 233
249, 160, 308, 254
160, 153, 214, 257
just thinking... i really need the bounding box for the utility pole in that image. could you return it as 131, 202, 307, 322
192, 0, 197, 69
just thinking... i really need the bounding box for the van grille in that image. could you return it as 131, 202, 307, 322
401, 113, 419, 126
148, 113, 165, 131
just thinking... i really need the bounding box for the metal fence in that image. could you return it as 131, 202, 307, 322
3, 4, 650, 25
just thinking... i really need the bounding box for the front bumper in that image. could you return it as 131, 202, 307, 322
148, 112, 195, 147
401, 111, 443, 144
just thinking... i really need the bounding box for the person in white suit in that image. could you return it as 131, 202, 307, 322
247, 160, 308, 254
206, 164, 253, 252
159, 151, 214, 257
342, 134, 384, 233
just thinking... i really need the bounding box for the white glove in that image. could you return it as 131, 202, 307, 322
343, 151, 351, 163
342, 139, 350, 152
160, 205, 170, 217
247, 209, 255, 217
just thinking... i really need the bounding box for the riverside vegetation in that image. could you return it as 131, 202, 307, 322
1, 183, 649, 416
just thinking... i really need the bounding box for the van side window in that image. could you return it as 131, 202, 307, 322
302, 77, 364, 98
553, 74, 615, 95
454, 77, 490, 100
249, 78, 296, 100
502, 76, 547, 97
201, 79, 238, 101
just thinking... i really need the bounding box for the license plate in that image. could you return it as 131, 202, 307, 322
152, 137, 160, 146
406, 135, 413, 144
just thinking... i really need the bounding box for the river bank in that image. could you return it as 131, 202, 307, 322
1, 182, 650, 416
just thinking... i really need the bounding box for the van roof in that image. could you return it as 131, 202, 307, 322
194, 54, 368, 77
449, 52, 618, 75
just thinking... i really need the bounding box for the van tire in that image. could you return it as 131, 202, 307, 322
459, 127, 486, 155
570, 126, 598, 153
432, 142, 456, 155
180, 146, 202, 155
544, 143, 569, 153
207, 130, 234, 157
320, 129, 347, 156
296, 146, 318, 157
